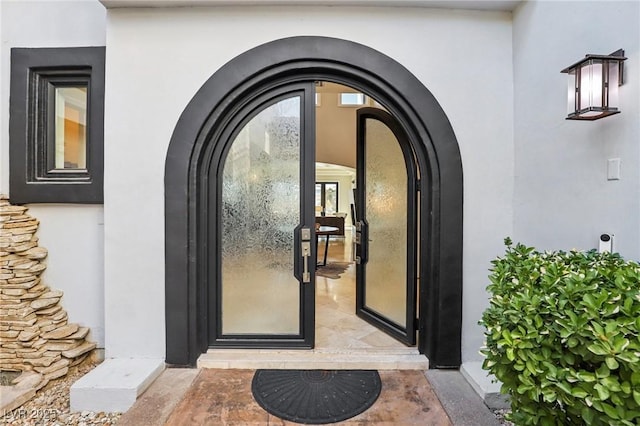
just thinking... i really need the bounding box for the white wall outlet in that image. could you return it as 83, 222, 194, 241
607, 158, 621, 180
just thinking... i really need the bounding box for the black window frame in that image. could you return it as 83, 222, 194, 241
315, 181, 339, 215
10, 47, 105, 204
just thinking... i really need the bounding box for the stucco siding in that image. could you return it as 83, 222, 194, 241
0, 0, 107, 348
103, 5, 514, 361
513, 1, 640, 259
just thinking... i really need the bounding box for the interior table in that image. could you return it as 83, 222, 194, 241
316, 225, 339, 267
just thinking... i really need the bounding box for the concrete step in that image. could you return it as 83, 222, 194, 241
426, 370, 503, 426
198, 349, 429, 370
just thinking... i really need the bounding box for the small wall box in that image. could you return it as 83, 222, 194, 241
599, 234, 613, 253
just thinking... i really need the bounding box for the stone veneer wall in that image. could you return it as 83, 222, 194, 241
0, 195, 96, 390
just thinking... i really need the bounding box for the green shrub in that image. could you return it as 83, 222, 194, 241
480, 239, 640, 425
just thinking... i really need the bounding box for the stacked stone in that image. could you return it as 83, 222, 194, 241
0, 195, 96, 391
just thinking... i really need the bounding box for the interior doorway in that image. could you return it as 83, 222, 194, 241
314, 82, 414, 354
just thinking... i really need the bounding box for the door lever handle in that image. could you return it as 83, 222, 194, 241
301, 241, 311, 284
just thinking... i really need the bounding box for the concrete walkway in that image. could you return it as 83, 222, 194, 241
118, 368, 500, 426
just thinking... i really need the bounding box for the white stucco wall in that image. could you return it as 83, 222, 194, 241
4, 0, 637, 375
513, 1, 640, 260
0, 1, 107, 347
104, 5, 514, 361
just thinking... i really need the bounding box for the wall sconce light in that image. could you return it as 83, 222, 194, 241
561, 49, 627, 120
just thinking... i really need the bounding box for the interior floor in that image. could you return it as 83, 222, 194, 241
315, 231, 408, 351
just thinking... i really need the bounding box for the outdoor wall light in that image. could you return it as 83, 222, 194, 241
561, 49, 627, 120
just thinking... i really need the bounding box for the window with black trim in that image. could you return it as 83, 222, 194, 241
10, 47, 105, 203
315, 182, 338, 215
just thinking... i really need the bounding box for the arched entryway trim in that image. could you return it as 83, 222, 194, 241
165, 36, 463, 368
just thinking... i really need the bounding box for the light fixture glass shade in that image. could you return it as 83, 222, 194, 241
567, 68, 576, 116
579, 60, 603, 115
608, 60, 620, 109
561, 50, 626, 120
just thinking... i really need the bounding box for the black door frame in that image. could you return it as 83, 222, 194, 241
165, 36, 463, 368
355, 107, 418, 346
208, 84, 316, 348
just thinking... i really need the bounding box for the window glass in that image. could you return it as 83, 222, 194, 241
315, 183, 323, 212
339, 92, 366, 106
55, 86, 87, 169
324, 183, 338, 215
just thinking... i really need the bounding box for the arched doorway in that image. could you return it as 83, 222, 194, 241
165, 36, 463, 368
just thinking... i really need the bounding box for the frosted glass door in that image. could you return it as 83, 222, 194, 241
355, 107, 417, 345
220, 93, 311, 337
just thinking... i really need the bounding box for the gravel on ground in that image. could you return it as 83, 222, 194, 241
494, 408, 515, 425
1, 360, 121, 426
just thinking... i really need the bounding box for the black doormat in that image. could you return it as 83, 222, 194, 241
251, 369, 381, 424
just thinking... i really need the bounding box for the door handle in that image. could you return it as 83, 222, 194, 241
301, 241, 311, 283
356, 220, 368, 264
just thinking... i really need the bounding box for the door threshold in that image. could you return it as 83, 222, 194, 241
197, 348, 429, 370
